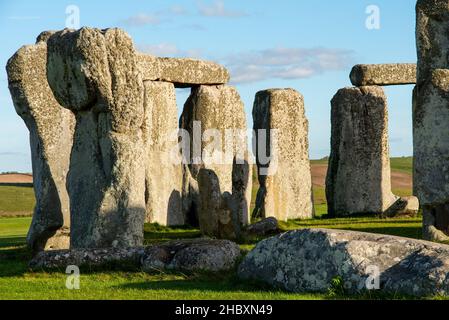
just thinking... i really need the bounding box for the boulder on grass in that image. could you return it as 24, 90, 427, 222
29, 247, 144, 270
29, 239, 241, 273
245, 217, 280, 237
238, 228, 449, 297
383, 196, 420, 217
142, 239, 241, 272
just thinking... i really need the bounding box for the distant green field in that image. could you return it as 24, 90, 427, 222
0, 157, 413, 218
0, 186, 34, 216
311, 157, 413, 175
390, 157, 413, 174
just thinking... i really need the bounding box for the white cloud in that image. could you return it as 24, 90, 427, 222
122, 13, 160, 27
224, 47, 355, 84
198, 0, 247, 18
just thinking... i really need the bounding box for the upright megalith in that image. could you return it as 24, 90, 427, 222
46, 28, 146, 248
180, 85, 252, 239
6, 33, 74, 252
415, 0, 449, 241
143, 81, 183, 226
252, 89, 314, 221
326, 86, 397, 216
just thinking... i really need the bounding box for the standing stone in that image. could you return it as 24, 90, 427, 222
143, 81, 183, 226
252, 89, 314, 221
6, 34, 74, 252
415, 0, 449, 241
326, 86, 397, 216
46, 28, 146, 248
180, 85, 252, 239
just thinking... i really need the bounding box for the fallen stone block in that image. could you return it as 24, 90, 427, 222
6, 32, 74, 252
350, 63, 416, 86
383, 196, 420, 218
138, 54, 230, 87
252, 88, 314, 221
29, 247, 144, 270
245, 217, 280, 237
238, 228, 449, 297
142, 239, 241, 272
29, 239, 241, 273
326, 86, 397, 216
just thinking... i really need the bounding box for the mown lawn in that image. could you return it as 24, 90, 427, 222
0, 213, 425, 300
0, 157, 421, 299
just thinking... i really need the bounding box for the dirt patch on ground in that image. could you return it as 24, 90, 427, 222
0, 169, 411, 190
0, 211, 32, 217
311, 164, 328, 187
0, 174, 33, 184
311, 164, 412, 190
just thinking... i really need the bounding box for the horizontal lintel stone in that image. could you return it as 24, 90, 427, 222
350, 63, 416, 86
138, 53, 230, 87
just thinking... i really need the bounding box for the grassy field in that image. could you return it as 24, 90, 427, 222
0, 215, 424, 300
311, 156, 413, 173
0, 186, 35, 216
0, 157, 420, 300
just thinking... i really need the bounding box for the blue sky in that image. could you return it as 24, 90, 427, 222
0, 0, 416, 172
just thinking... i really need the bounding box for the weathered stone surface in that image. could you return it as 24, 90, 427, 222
238, 228, 449, 297
6, 34, 74, 252
326, 86, 397, 216
180, 85, 252, 239
29, 239, 240, 273
350, 64, 416, 86
245, 217, 280, 237
44, 228, 70, 251
415, 0, 449, 241
46, 28, 146, 248
29, 247, 144, 270
138, 54, 230, 87
252, 89, 314, 221
383, 196, 420, 218
142, 239, 241, 272
197, 169, 242, 240
143, 81, 183, 226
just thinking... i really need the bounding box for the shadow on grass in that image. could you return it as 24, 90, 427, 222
115, 272, 289, 296
115, 274, 418, 300
0, 243, 31, 276
0, 236, 26, 248
144, 224, 201, 245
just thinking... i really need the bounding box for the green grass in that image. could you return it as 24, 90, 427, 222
390, 157, 413, 174
0, 186, 34, 216
312, 156, 413, 175
0, 217, 327, 300
0, 157, 419, 299
0, 213, 427, 300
